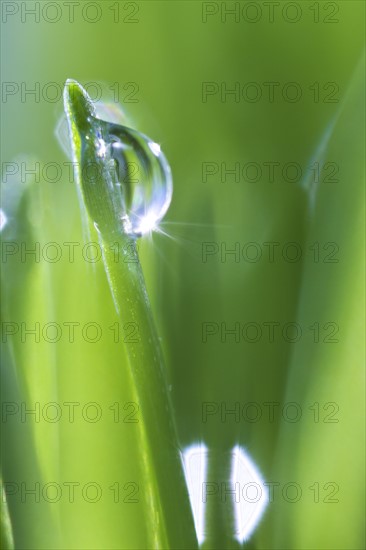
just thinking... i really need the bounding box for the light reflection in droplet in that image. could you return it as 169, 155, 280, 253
148, 141, 161, 156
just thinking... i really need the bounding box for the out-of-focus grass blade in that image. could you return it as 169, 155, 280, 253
1, 176, 60, 549
268, 57, 365, 550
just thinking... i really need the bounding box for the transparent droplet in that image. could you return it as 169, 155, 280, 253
105, 122, 172, 236
62, 80, 172, 238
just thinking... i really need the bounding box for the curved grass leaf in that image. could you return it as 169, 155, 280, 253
269, 56, 365, 550
63, 79, 198, 549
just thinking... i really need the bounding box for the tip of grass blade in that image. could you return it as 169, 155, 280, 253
62, 78, 124, 238
63, 79, 95, 135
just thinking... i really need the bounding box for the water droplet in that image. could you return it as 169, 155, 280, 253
103, 122, 172, 237
62, 80, 172, 238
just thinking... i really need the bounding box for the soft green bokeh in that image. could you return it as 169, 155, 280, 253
1, 1, 365, 549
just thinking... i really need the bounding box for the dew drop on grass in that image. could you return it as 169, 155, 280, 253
105, 122, 172, 236
62, 79, 173, 238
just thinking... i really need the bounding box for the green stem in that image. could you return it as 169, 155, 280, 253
101, 230, 197, 548
64, 79, 198, 549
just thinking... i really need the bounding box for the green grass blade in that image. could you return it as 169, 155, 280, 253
63, 79, 198, 549
270, 56, 365, 550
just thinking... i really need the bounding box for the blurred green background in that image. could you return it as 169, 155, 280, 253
1, 1, 365, 549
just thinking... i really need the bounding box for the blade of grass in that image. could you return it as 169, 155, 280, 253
1, 174, 60, 549
64, 79, 198, 549
270, 56, 365, 550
